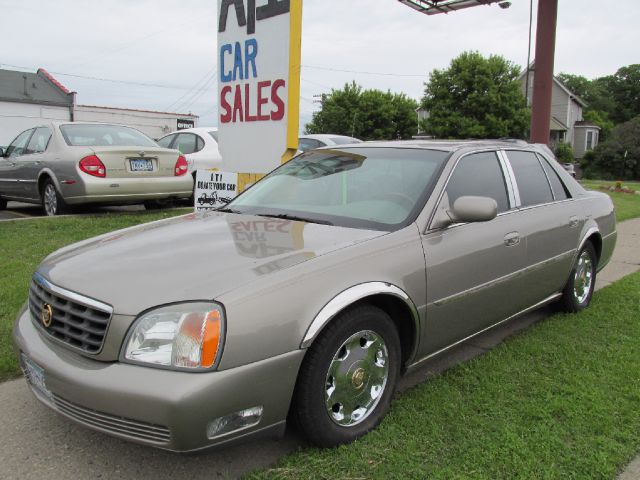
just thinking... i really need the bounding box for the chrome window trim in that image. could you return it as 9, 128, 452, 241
300, 282, 420, 358
500, 150, 521, 207
32, 272, 114, 314
496, 150, 517, 208
425, 148, 513, 232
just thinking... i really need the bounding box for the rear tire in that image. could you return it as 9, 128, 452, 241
143, 199, 173, 210
559, 242, 597, 313
291, 304, 401, 447
0, 198, 6, 210
41, 179, 68, 216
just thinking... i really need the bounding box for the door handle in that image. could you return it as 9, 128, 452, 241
504, 232, 520, 247
569, 216, 579, 228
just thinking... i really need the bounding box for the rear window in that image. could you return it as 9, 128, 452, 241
60, 124, 157, 147
330, 136, 361, 145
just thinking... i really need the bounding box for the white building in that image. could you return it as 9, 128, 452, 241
0, 67, 199, 145
0, 68, 74, 146
74, 105, 198, 140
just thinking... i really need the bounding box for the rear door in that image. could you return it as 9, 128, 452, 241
503, 149, 583, 304
17, 127, 53, 199
421, 150, 528, 353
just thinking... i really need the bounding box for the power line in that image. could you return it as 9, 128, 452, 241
302, 64, 425, 78
0, 62, 200, 90
177, 72, 218, 113
165, 66, 217, 111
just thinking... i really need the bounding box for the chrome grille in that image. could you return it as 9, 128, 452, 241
52, 394, 171, 444
28, 274, 112, 354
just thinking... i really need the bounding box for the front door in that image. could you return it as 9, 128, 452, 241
0, 129, 34, 198
420, 151, 527, 354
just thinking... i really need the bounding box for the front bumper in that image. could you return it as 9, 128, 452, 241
13, 307, 305, 452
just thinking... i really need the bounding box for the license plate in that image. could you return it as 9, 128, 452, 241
129, 159, 153, 172
21, 354, 52, 400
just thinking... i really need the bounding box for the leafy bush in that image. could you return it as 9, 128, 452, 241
554, 142, 575, 164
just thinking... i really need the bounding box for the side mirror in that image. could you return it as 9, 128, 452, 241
449, 196, 498, 223
0, 147, 4, 157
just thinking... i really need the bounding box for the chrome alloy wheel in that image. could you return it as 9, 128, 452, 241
573, 250, 594, 304
325, 330, 389, 427
43, 184, 58, 216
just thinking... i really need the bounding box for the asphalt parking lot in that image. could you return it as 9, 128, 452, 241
0, 309, 547, 480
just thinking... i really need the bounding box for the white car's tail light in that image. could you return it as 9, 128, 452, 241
174, 155, 188, 176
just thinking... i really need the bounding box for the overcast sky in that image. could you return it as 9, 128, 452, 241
1, 0, 638, 130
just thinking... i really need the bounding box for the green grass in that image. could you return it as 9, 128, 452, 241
581, 180, 640, 222
0, 209, 188, 382
249, 272, 640, 480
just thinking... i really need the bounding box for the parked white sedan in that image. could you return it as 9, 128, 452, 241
0, 123, 193, 215
157, 127, 221, 178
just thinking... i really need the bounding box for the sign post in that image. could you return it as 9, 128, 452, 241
216, 0, 302, 191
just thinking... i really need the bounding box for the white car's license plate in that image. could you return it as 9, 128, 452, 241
21, 354, 52, 399
130, 159, 153, 172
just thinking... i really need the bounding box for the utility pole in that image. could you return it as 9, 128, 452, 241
530, 0, 558, 145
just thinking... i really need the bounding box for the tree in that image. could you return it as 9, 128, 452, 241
558, 65, 640, 127
584, 116, 640, 180
607, 64, 640, 124
305, 82, 418, 140
419, 51, 529, 139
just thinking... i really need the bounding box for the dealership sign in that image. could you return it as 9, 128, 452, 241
217, 0, 302, 173
194, 170, 238, 211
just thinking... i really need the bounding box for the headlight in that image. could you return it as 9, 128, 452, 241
123, 302, 225, 371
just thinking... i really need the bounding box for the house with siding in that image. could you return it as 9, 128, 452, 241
520, 67, 600, 158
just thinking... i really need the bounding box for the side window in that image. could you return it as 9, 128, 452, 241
445, 151, 510, 213
173, 133, 197, 154
6, 129, 34, 158
195, 135, 204, 152
506, 150, 554, 207
157, 134, 175, 149
538, 155, 569, 200
26, 127, 52, 154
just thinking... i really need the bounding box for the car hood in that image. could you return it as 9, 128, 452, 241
38, 212, 386, 315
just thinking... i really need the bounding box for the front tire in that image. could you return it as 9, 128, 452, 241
559, 242, 597, 313
291, 304, 400, 447
41, 179, 68, 216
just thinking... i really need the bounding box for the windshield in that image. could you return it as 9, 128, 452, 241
226, 147, 449, 231
60, 124, 157, 147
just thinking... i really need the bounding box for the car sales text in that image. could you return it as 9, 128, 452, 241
218, 0, 289, 124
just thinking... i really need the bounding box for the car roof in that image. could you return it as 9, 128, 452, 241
318, 138, 537, 153
300, 134, 361, 142
164, 127, 218, 135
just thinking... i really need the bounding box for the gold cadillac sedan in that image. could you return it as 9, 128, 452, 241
14, 140, 616, 451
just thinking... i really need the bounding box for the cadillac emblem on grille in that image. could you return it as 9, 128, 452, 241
41, 303, 53, 328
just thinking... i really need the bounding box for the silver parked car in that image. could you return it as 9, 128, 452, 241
0, 122, 193, 215
14, 140, 616, 451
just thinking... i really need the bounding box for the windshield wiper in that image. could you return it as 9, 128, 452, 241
216, 207, 241, 213
256, 213, 333, 225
